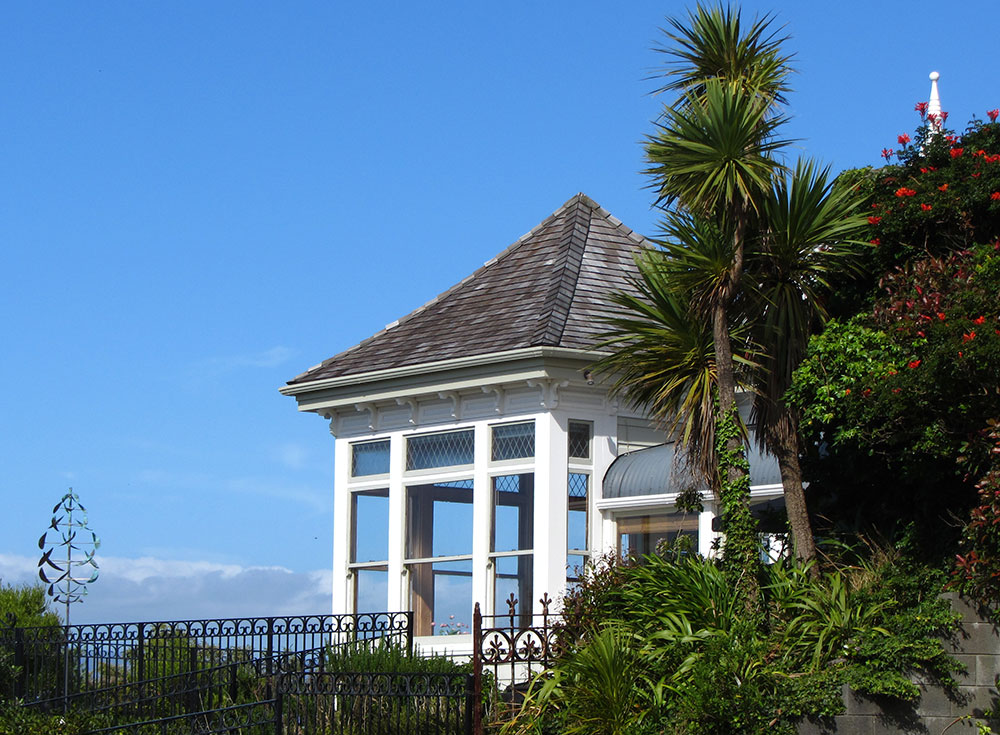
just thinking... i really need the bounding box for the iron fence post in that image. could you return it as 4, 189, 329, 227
465, 672, 476, 735
405, 611, 413, 655
136, 622, 145, 685
265, 617, 275, 701
472, 602, 482, 735
274, 691, 284, 735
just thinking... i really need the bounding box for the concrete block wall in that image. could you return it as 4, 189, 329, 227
798, 595, 999, 735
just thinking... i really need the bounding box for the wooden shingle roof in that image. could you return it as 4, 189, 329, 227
287, 193, 650, 386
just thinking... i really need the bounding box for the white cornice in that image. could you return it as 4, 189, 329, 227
280, 346, 604, 398
279, 347, 601, 413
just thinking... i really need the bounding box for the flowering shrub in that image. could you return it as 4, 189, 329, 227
858, 110, 1000, 280
789, 240, 1000, 543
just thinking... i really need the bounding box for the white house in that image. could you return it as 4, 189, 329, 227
281, 193, 782, 648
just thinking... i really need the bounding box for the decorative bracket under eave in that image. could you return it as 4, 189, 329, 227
324, 411, 341, 437
437, 391, 461, 420
526, 378, 569, 409
395, 397, 419, 425
481, 385, 505, 414
354, 402, 377, 431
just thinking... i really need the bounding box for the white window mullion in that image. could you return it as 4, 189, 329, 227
387, 431, 405, 611
472, 421, 491, 615
333, 436, 352, 615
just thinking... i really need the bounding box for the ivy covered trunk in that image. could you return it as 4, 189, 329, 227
715, 399, 760, 613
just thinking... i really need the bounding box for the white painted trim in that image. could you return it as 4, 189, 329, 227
596, 484, 784, 512
280, 346, 606, 397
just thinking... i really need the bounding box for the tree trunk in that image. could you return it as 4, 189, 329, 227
772, 425, 817, 569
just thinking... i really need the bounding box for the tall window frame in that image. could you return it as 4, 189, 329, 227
567, 421, 593, 587
348, 486, 390, 614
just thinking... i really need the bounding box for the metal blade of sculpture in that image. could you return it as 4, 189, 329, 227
37, 489, 100, 628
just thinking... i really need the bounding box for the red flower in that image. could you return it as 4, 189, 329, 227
882, 148, 894, 160
870, 238, 881, 246
941, 111, 949, 122
915, 101, 928, 117
963, 331, 976, 342
863, 389, 872, 398
937, 312, 947, 320
975, 149, 987, 157
974, 316, 986, 325
868, 215, 882, 224
959, 351, 963, 358
921, 203, 932, 211
917, 330, 925, 337
989, 109, 999, 122
895, 187, 917, 197
920, 167, 929, 174
992, 192, 1000, 200
951, 148, 964, 158
892, 388, 901, 394
973, 173, 982, 178
844, 388, 851, 395
908, 359, 921, 369
898, 133, 911, 145
938, 183, 948, 191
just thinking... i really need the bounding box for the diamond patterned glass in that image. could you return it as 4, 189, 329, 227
491, 422, 535, 461
568, 472, 588, 498
352, 439, 390, 476
568, 421, 591, 459
406, 430, 474, 470
568, 473, 588, 552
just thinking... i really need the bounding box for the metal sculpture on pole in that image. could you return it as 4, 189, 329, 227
38, 489, 100, 628
37, 489, 99, 706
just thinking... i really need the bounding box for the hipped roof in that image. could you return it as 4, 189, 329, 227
287, 193, 650, 386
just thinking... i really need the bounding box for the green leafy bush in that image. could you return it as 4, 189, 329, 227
517, 549, 960, 735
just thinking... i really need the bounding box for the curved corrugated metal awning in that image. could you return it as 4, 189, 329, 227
603, 442, 782, 499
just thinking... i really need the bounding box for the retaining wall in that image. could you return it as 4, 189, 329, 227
799, 595, 999, 735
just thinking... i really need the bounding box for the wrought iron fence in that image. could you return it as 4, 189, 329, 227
1, 611, 412, 703
82, 698, 280, 735
277, 670, 474, 735
471, 593, 561, 734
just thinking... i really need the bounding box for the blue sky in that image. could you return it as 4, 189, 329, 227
1, 1, 997, 624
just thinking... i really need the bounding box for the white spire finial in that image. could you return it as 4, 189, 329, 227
927, 71, 943, 130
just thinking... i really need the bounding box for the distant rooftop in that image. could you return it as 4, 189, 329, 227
288, 193, 652, 386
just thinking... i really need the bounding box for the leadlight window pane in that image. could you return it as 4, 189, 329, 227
406, 480, 474, 559
352, 488, 389, 563
492, 474, 534, 552
354, 567, 388, 615
493, 554, 533, 621
408, 559, 473, 636
406, 430, 474, 470
352, 440, 390, 476
568, 421, 591, 459
491, 422, 535, 461
568, 473, 588, 552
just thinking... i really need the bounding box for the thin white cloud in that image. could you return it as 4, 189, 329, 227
197, 346, 295, 374
0, 553, 332, 624
271, 442, 309, 470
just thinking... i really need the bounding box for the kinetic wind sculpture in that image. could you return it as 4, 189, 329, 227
37, 489, 100, 628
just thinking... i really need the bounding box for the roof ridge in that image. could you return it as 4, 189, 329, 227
531, 197, 591, 345
288, 194, 598, 382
